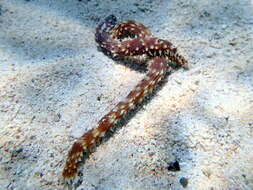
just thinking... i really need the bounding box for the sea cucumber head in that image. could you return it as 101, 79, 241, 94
96, 14, 117, 33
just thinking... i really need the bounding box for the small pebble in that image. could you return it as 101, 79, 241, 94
54, 113, 61, 122
167, 161, 180, 171
179, 177, 188, 188
15, 148, 23, 154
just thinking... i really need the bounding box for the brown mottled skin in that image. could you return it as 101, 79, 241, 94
63, 15, 188, 180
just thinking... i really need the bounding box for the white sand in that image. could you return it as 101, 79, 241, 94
0, 0, 252, 190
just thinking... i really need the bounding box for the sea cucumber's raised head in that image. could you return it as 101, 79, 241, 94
96, 15, 117, 33
95, 15, 117, 45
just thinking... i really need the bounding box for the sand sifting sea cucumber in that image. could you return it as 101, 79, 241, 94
62, 15, 188, 181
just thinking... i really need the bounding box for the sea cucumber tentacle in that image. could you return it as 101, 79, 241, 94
63, 15, 188, 181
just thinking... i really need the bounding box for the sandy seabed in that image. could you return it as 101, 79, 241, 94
0, 0, 252, 190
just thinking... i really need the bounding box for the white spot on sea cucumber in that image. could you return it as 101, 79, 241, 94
109, 118, 116, 124
135, 86, 142, 91
99, 131, 106, 137
143, 88, 149, 95
138, 97, 144, 103
90, 139, 95, 144
150, 80, 156, 85
135, 92, 141, 97
120, 109, 126, 115
109, 113, 116, 120
92, 128, 100, 137
129, 102, 134, 108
